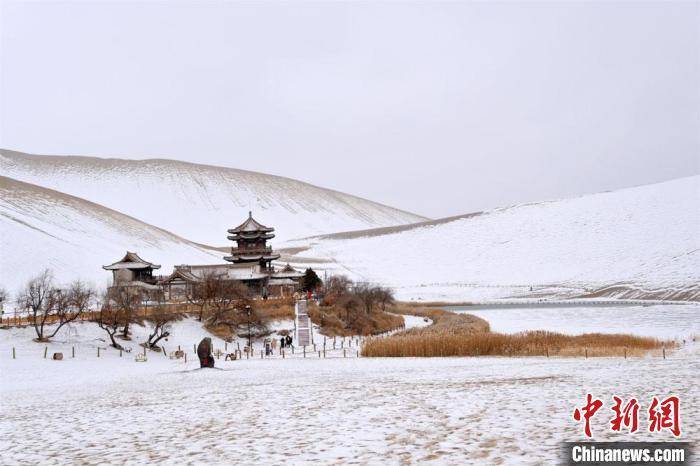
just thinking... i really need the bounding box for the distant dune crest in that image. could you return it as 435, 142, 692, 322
0, 149, 428, 245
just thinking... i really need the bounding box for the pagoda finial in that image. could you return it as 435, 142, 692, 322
248, 210, 252, 218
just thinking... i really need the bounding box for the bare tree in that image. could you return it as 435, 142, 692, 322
107, 285, 144, 339
207, 279, 252, 326
186, 271, 220, 322
376, 286, 395, 311
202, 279, 269, 339
321, 274, 352, 306
16, 270, 94, 341
338, 293, 363, 322
92, 293, 128, 350
144, 304, 183, 349
354, 283, 381, 314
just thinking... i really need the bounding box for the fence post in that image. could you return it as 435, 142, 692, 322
44, 346, 48, 359
120, 349, 123, 357
72, 346, 75, 358
185, 352, 187, 363
12, 347, 15, 359
97, 347, 100, 358
663, 347, 666, 360
545, 347, 549, 358
624, 348, 627, 359
260, 350, 263, 359
303, 346, 306, 358
282, 349, 285, 359
193, 344, 196, 354
585, 348, 588, 359
343, 348, 346, 358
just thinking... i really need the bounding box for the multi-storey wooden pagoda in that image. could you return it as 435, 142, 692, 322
224, 211, 280, 271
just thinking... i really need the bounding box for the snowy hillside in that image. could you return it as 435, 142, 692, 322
0, 149, 427, 244
282, 176, 700, 302
0, 176, 221, 294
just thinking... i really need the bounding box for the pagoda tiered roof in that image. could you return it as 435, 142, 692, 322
103, 251, 161, 270
224, 249, 281, 262
227, 211, 275, 237
225, 211, 281, 264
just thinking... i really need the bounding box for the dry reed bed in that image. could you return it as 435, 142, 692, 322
361, 330, 672, 358
363, 303, 673, 357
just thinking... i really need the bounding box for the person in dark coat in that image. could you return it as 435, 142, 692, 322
280, 336, 285, 349
286, 335, 292, 347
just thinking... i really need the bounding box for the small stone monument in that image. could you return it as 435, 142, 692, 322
52, 352, 63, 360
197, 337, 215, 368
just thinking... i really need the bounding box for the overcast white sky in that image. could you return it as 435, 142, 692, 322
1, 1, 698, 218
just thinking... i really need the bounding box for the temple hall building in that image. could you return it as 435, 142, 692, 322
103, 251, 162, 290
104, 212, 304, 301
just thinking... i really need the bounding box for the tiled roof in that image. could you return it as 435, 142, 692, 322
103, 251, 161, 270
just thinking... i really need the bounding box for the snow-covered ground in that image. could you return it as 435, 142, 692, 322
1, 319, 697, 465
448, 303, 700, 341
283, 176, 700, 302
0, 149, 426, 245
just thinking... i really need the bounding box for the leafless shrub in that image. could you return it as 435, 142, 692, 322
312, 275, 400, 335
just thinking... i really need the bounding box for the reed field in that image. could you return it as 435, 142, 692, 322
361, 329, 671, 357
362, 304, 673, 357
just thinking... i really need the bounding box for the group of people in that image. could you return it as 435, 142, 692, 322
264, 334, 294, 356
293, 290, 320, 304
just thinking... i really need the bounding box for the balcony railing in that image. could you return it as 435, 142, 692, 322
229, 246, 274, 255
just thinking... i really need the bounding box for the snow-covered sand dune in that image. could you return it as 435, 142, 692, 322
0, 176, 221, 294
282, 176, 700, 302
0, 149, 427, 245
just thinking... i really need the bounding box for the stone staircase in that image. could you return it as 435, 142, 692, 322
295, 299, 312, 347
